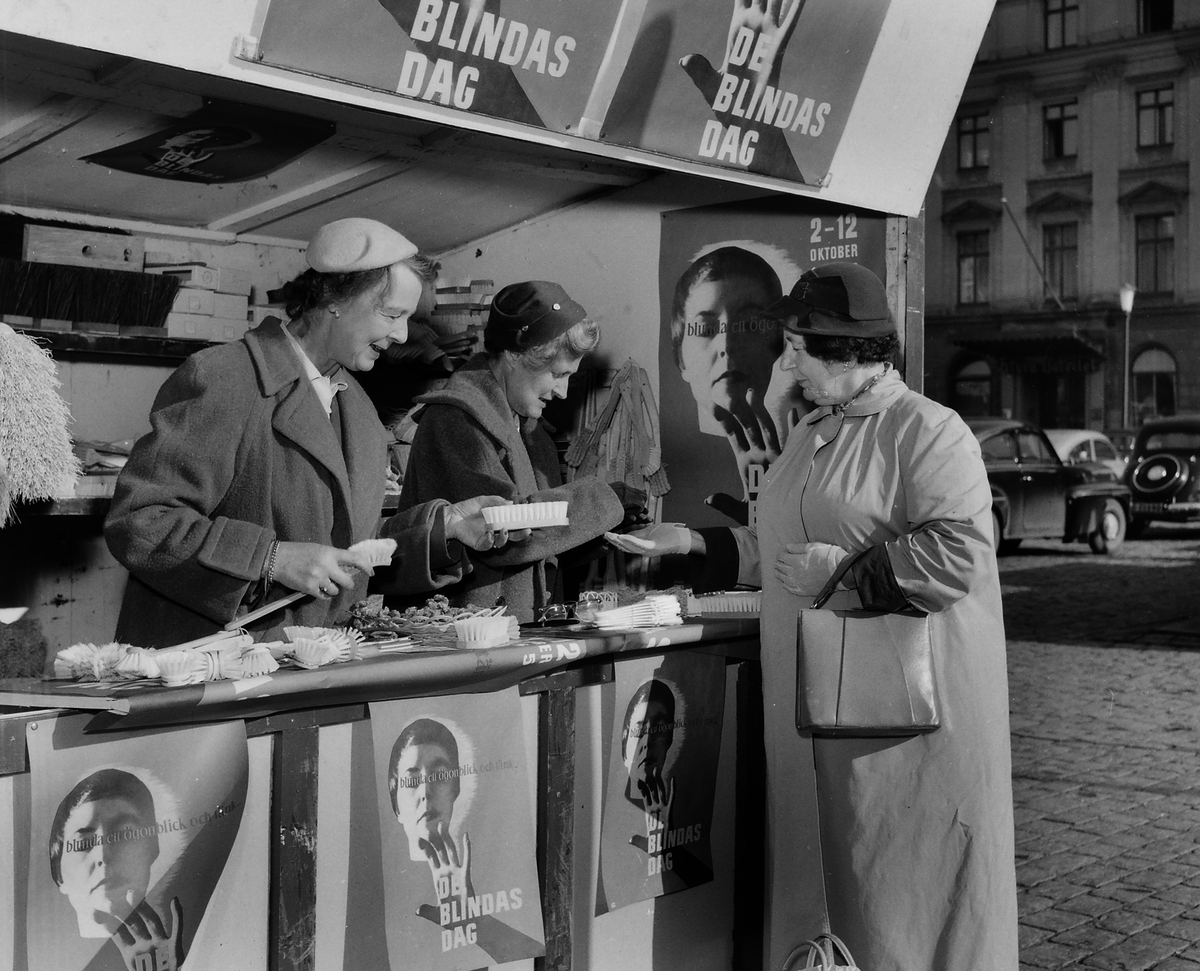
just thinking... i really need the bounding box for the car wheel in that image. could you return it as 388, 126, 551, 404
992, 510, 1021, 554
1088, 499, 1127, 554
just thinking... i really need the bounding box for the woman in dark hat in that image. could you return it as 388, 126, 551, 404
610, 262, 1018, 969
106, 218, 517, 648
398, 281, 625, 622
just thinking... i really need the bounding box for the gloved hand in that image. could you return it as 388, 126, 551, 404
604, 523, 694, 557
774, 542, 849, 596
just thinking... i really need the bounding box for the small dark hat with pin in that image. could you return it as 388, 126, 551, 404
767, 262, 894, 337
485, 281, 587, 351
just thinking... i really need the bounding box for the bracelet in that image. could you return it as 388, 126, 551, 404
263, 540, 280, 589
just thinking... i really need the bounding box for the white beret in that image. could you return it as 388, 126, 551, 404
306, 218, 418, 273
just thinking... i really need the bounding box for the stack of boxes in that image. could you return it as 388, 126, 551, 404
147, 258, 254, 342
427, 280, 493, 355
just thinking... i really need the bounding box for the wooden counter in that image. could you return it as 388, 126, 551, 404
0, 620, 765, 971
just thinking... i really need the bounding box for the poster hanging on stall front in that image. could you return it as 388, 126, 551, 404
24, 714, 248, 971
257, 0, 624, 133
658, 196, 886, 531
368, 691, 546, 970
597, 651, 725, 912
256, 0, 891, 187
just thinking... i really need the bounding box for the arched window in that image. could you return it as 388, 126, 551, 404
952, 359, 995, 417
1132, 347, 1176, 421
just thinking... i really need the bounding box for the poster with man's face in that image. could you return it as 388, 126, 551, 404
24, 714, 248, 971
368, 690, 545, 970
597, 651, 726, 912
658, 197, 886, 530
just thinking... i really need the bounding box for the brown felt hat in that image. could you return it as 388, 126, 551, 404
767, 262, 894, 337
306, 218, 418, 273
485, 281, 586, 351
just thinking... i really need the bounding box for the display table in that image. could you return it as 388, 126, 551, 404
0, 619, 764, 971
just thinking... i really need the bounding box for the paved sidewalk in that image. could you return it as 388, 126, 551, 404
1001, 528, 1200, 970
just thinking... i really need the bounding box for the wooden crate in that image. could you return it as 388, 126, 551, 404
22, 225, 144, 273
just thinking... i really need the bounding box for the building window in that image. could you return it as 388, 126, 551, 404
1137, 87, 1174, 148
1139, 0, 1173, 33
952, 359, 995, 417
1044, 101, 1078, 159
957, 231, 990, 305
1132, 347, 1176, 421
1043, 222, 1079, 300
1045, 0, 1079, 49
1135, 214, 1174, 294
957, 113, 990, 170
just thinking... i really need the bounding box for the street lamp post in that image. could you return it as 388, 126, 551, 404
1119, 283, 1136, 429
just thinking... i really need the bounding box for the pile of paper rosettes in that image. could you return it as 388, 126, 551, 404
50, 625, 368, 686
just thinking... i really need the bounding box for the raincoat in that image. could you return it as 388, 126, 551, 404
698, 369, 1018, 970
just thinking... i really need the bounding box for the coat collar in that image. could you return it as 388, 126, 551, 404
805, 367, 908, 424
246, 318, 352, 501
416, 354, 540, 443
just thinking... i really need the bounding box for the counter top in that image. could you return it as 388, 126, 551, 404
0, 619, 759, 732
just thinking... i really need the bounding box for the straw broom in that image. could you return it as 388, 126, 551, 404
0, 323, 81, 525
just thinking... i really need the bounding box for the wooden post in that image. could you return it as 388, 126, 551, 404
270, 725, 319, 971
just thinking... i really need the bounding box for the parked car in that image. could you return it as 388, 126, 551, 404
1124, 415, 1200, 536
968, 418, 1131, 554
1044, 428, 1128, 479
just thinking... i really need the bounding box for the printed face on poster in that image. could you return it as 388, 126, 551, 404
369, 691, 546, 970
24, 715, 248, 971
257, 0, 892, 187
597, 651, 726, 912
658, 197, 886, 530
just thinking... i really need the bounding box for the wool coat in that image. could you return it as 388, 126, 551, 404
398, 356, 623, 622
105, 318, 466, 649
698, 370, 1018, 971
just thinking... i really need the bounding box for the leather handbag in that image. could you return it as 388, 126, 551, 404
795, 549, 940, 737
781, 932, 862, 970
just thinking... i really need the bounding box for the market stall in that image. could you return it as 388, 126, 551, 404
0, 0, 995, 968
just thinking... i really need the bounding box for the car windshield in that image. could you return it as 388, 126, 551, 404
1143, 431, 1200, 452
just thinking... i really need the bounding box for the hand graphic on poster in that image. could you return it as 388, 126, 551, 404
706, 398, 800, 525
414, 823, 473, 924
377, 0, 545, 127
629, 767, 675, 854
113, 898, 185, 971
679, 0, 808, 180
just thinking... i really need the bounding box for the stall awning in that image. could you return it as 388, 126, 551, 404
954, 325, 1106, 374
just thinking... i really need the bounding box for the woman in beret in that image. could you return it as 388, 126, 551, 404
610, 263, 1018, 969
106, 218, 516, 648
398, 280, 625, 623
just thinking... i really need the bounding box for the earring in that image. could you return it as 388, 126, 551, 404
842, 361, 851, 372
329, 308, 340, 319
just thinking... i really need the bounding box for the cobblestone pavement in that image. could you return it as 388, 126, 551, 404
1001, 523, 1200, 970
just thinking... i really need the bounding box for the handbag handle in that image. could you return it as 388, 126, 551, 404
810, 548, 868, 610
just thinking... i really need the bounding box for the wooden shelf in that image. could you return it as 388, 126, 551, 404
12, 326, 217, 362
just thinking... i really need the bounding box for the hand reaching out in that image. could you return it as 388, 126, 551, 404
445, 497, 532, 552
113, 897, 184, 971
272, 542, 377, 599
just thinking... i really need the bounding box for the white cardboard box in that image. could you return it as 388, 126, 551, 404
166, 312, 250, 342
213, 293, 249, 320
149, 264, 253, 296
172, 288, 216, 315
